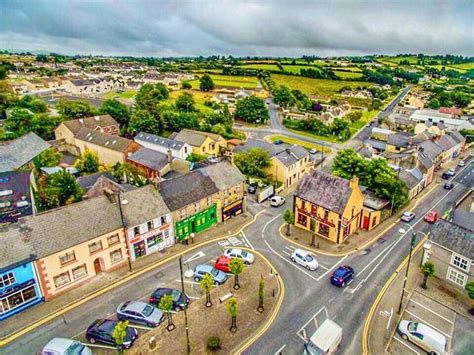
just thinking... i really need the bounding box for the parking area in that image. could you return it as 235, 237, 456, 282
296, 306, 329, 343
389, 291, 456, 354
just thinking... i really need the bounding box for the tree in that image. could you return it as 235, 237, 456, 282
200, 273, 214, 308
345, 111, 363, 123
371, 98, 383, 110
33, 148, 61, 169
112, 320, 129, 353
227, 296, 238, 332
57, 98, 96, 119
420, 262, 435, 290
158, 294, 175, 331
75, 149, 99, 174
38, 170, 84, 210
199, 74, 214, 92
233, 148, 271, 178
99, 99, 130, 127
273, 85, 296, 108
175, 92, 196, 112
0, 66, 6, 80
283, 209, 294, 236
181, 80, 192, 89
427, 98, 440, 109
257, 278, 265, 313
135, 83, 169, 111
111, 162, 148, 187
128, 109, 162, 135
205, 105, 233, 131
464, 282, 474, 315
229, 258, 245, 290
332, 149, 368, 180
235, 96, 270, 124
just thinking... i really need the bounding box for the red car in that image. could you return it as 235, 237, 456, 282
424, 210, 438, 224
214, 256, 231, 273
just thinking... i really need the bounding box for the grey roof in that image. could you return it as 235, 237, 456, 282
75, 128, 133, 152
76, 171, 117, 190
121, 185, 170, 227
128, 147, 170, 172
0, 133, 51, 173
174, 129, 223, 147
364, 139, 387, 151
447, 130, 464, 144
0, 226, 36, 271
436, 135, 457, 151
387, 133, 416, 148
199, 161, 245, 191
62, 115, 118, 135
429, 220, 474, 260
135, 132, 185, 150
160, 170, 219, 211
419, 140, 443, 161
451, 210, 474, 233
296, 170, 354, 215
399, 169, 422, 189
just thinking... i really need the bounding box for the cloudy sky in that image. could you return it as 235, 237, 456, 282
0, 0, 472, 57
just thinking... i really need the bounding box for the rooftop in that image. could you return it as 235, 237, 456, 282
128, 147, 170, 172
134, 132, 186, 151
61, 114, 118, 135
0, 133, 51, 173
429, 219, 473, 260
75, 128, 133, 152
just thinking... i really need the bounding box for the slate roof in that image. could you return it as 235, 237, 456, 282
199, 161, 245, 191
399, 169, 422, 189
419, 140, 443, 161
128, 147, 170, 172
451, 210, 474, 232
429, 220, 474, 260
296, 170, 354, 215
62, 115, 118, 135
134, 132, 185, 151
0, 226, 36, 271
75, 128, 133, 152
275, 145, 309, 167
121, 185, 170, 227
174, 129, 224, 147
76, 171, 117, 190
0, 133, 51, 173
364, 139, 386, 151
159, 170, 220, 211
387, 134, 414, 148
447, 130, 464, 144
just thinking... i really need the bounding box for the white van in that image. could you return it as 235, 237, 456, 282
270, 195, 285, 207
398, 320, 447, 355
304, 319, 342, 354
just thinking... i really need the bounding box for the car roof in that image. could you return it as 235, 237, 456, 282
196, 264, 213, 272
403, 211, 414, 216
294, 248, 310, 256
122, 301, 147, 313
416, 323, 446, 345
43, 338, 76, 352
217, 256, 231, 262
95, 319, 117, 332
153, 287, 173, 295
226, 248, 242, 253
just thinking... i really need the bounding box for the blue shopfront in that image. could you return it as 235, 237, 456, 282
0, 258, 44, 321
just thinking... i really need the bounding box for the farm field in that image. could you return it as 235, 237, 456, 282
281, 65, 320, 74
239, 63, 280, 70
334, 70, 364, 79
266, 135, 331, 153
189, 74, 259, 89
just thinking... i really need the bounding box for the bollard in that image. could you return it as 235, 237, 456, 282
273, 289, 275, 297
149, 336, 156, 350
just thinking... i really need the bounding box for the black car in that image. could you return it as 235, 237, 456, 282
247, 184, 257, 194
86, 319, 138, 349
330, 265, 355, 287
441, 172, 450, 180
444, 182, 454, 190
149, 288, 190, 311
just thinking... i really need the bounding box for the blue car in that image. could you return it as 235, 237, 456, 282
274, 139, 284, 145
86, 319, 138, 349
330, 265, 355, 287
193, 264, 228, 285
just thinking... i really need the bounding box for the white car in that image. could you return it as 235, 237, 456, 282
447, 168, 456, 176
291, 249, 319, 271
398, 320, 447, 354
42, 338, 92, 355
270, 195, 285, 207
223, 248, 255, 264
458, 160, 465, 167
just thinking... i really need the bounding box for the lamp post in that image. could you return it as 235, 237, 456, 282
117, 192, 132, 272
179, 256, 191, 354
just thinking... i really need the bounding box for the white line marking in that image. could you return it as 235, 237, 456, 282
287, 245, 296, 250
130, 324, 154, 330
188, 296, 200, 300
281, 250, 291, 256
184, 251, 205, 263
409, 299, 454, 324
297, 306, 327, 334
274, 344, 287, 354
241, 231, 255, 250
262, 214, 281, 236
317, 264, 328, 271
297, 328, 307, 342
284, 246, 294, 251
392, 336, 420, 354
355, 240, 398, 278
316, 256, 348, 281
405, 310, 451, 338
82, 343, 117, 350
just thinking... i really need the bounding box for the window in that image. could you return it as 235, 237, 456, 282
88, 241, 103, 254
372, 217, 377, 227
311, 204, 318, 216
297, 213, 307, 226
147, 233, 163, 248
207, 197, 212, 207
301, 200, 306, 211
184, 147, 188, 154
59, 251, 76, 265
134, 226, 140, 236
447, 267, 467, 287
318, 223, 330, 238
147, 221, 154, 230
180, 209, 186, 218
0, 272, 15, 287
110, 249, 123, 264
194, 202, 200, 213
323, 210, 329, 220
107, 234, 120, 246
72, 264, 88, 280
54, 272, 71, 288
451, 253, 470, 272
160, 216, 166, 225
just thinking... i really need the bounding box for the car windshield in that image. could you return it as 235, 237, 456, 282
210, 268, 219, 277
98, 320, 117, 333
66, 342, 85, 355
407, 322, 418, 332
305, 255, 314, 262
241, 251, 248, 257
142, 304, 154, 317
170, 289, 181, 302
403, 212, 412, 217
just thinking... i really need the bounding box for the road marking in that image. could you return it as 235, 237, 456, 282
317, 264, 328, 271
274, 344, 287, 354
405, 310, 451, 338
175, 279, 219, 287
82, 343, 117, 350
409, 299, 454, 324
228, 237, 242, 246
355, 239, 398, 278
316, 256, 348, 281
296, 306, 328, 342
218, 240, 231, 247
184, 251, 205, 263
262, 214, 281, 236
392, 336, 420, 354
281, 250, 291, 256
284, 246, 294, 251
241, 231, 255, 250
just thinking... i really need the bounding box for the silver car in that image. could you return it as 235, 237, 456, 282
117, 301, 164, 327
224, 248, 255, 264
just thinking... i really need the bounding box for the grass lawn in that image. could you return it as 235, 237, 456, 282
280, 65, 320, 74
448, 62, 474, 71
166, 89, 215, 115
103, 89, 137, 100
189, 74, 259, 89
266, 135, 332, 153
334, 70, 364, 79
271, 74, 372, 99
284, 127, 342, 143
239, 64, 280, 71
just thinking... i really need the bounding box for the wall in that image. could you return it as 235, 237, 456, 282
74, 140, 125, 166
54, 124, 76, 145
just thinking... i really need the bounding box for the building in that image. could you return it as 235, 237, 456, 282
76, 171, 132, 200
55, 115, 119, 146
173, 129, 227, 156
0, 171, 36, 223
126, 147, 172, 181
134, 132, 192, 160
409, 109, 474, 131
121, 185, 174, 261
294, 170, 364, 244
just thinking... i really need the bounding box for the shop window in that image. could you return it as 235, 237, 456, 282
147, 233, 163, 248
0, 272, 16, 288
147, 221, 154, 230
318, 223, 330, 237
372, 217, 377, 227
110, 249, 123, 264
88, 241, 103, 254
107, 234, 120, 247
54, 272, 71, 288
297, 213, 307, 226
311, 204, 317, 216
22, 286, 37, 303
163, 229, 170, 239
59, 251, 76, 266
72, 264, 88, 280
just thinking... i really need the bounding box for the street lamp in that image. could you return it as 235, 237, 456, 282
179, 256, 191, 354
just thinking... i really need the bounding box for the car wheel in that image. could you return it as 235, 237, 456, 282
306, 265, 311, 270
194, 277, 200, 282
291, 257, 296, 262
174, 306, 181, 312
401, 334, 408, 340
214, 280, 220, 286
88, 337, 96, 344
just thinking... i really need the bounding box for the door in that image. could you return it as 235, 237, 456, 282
94, 258, 104, 274
362, 216, 369, 230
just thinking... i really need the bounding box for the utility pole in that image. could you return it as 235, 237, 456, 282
117, 192, 132, 272
179, 256, 191, 354
398, 232, 417, 314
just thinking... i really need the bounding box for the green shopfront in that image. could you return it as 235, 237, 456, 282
175, 204, 218, 241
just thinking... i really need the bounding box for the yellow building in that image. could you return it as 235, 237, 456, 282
266, 145, 313, 189
54, 115, 120, 146
173, 129, 226, 156
294, 170, 364, 244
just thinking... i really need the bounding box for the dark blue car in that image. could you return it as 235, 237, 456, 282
149, 288, 190, 311
330, 265, 355, 287
86, 319, 138, 349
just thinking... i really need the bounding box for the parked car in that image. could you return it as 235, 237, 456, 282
424, 210, 438, 224
447, 168, 456, 176
274, 139, 284, 145
441, 172, 450, 180
207, 155, 219, 163
86, 319, 138, 349
270, 195, 285, 207
304, 319, 342, 355
149, 288, 190, 311
401, 211, 416, 223
458, 160, 465, 167
214, 256, 232, 273
291, 249, 319, 271
117, 301, 164, 327
42, 338, 92, 355
224, 248, 255, 264
193, 264, 228, 285
443, 182, 454, 190
247, 183, 257, 194
330, 265, 355, 287
397, 320, 447, 355
309, 148, 317, 155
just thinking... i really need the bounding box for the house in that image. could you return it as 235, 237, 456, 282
55, 115, 119, 146
76, 171, 133, 199
423, 220, 473, 291
173, 129, 227, 156
0, 230, 44, 320
121, 185, 174, 261
399, 167, 424, 199
74, 128, 140, 166
409, 109, 473, 131
134, 132, 192, 160
0, 171, 36, 223
126, 147, 172, 181
360, 187, 390, 231
294, 170, 365, 244
0, 132, 50, 173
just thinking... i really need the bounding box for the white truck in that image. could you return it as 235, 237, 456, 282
257, 184, 275, 203
304, 319, 342, 355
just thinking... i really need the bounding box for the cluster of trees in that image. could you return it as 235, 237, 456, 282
332, 149, 409, 210
233, 148, 271, 178
427, 88, 471, 109
283, 116, 351, 141
235, 96, 269, 124
273, 85, 311, 111
300, 67, 338, 80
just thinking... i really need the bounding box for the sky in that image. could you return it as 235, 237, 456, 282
0, 0, 472, 57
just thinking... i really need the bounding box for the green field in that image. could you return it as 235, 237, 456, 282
166, 89, 215, 115
104, 90, 136, 100
271, 74, 372, 99
280, 65, 321, 74
239, 64, 280, 71
189, 74, 259, 89
334, 71, 364, 79
448, 62, 474, 70
266, 135, 331, 153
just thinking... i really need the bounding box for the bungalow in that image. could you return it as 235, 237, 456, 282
134, 132, 192, 160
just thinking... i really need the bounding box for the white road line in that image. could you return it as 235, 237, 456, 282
281, 250, 291, 256
392, 336, 420, 354
82, 343, 117, 350
297, 306, 327, 334
284, 246, 294, 251
274, 344, 287, 354
316, 256, 348, 281
175, 279, 218, 287
405, 310, 452, 338
241, 231, 255, 250
317, 264, 328, 271
188, 296, 200, 300
262, 214, 281, 236
355, 239, 397, 278
409, 299, 454, 324
297, 328, 307, 342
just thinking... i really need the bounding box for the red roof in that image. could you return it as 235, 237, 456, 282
439, 107, 461, 116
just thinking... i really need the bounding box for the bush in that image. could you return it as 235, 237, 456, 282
207, 336, 221, 351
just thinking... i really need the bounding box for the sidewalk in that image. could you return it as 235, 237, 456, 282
0, 212, 254, 338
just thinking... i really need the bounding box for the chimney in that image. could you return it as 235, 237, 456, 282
349, 176, 359, 190
167, 148, 173, 164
